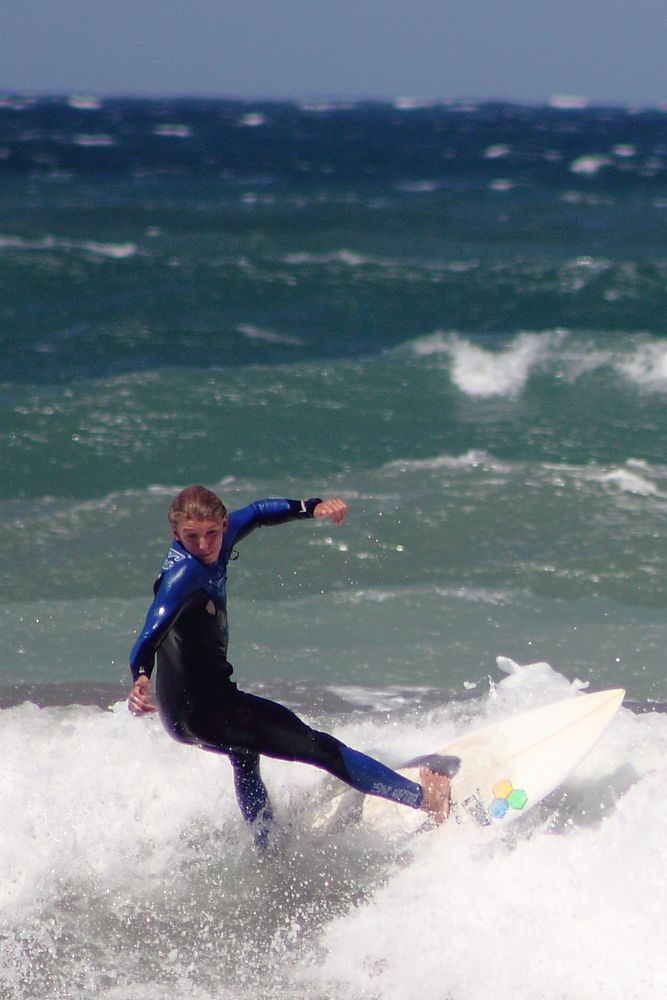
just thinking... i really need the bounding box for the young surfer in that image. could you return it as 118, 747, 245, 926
128, 485, 450, 844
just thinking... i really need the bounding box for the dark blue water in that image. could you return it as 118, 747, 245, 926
3, 95, 667, 678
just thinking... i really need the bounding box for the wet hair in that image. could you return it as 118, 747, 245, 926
167, 485, 227, 530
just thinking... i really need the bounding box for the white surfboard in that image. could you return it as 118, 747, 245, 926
361, 688, 625, 836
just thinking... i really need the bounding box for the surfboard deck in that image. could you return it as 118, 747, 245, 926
313, 688, 625, 837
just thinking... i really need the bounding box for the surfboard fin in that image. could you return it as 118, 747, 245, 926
402, 753, 461, 777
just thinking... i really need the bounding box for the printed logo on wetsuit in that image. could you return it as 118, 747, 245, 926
162, 546, 187, 571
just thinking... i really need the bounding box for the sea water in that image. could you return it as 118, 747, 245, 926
2, 97, 667, 999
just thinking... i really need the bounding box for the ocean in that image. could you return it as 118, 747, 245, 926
1, 95, 667, 999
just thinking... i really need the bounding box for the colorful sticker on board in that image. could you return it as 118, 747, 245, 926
488, 779, 528, 820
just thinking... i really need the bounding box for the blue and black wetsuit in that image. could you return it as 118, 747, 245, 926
130, 498, 423, 838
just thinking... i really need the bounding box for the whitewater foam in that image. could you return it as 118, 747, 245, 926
413, 330, 564, 398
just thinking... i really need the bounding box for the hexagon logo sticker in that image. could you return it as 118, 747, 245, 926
488, 779, 528, 820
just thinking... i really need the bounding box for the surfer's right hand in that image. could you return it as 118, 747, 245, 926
419, 767, 451, 824
128, 676, 157, 715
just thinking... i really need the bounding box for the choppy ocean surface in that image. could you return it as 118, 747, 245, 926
2, 96, 667, 999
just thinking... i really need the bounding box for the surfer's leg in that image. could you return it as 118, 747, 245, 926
334, 742, 424, 807
214, 690, 436, 811
228, 750, 274, 848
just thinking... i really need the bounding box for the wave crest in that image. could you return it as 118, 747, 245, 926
410, 330, 667, 398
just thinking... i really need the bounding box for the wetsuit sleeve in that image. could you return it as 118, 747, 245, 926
129, 560, 207, 681
226, 498, 323, 546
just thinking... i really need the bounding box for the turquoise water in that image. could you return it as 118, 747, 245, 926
2, 97, 667, 999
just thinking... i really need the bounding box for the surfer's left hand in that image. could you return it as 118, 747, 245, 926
313, 498, 348, 524
128, 676, 157, 715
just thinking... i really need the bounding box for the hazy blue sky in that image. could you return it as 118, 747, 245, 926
3, 0, 666, 106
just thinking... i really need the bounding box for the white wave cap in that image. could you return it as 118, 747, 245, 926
236, 323, 303, 346
73, 134, 116, 148
549, 94, 589, 109
569, 154, 613, 175
484, 144, 511, 159
152, 124, 192, 138
444, 331, 564, 399
238, 112, 266, 127
595, 467, 663, 497
67, 95, 102, 111
615, 340, 667, 391
0, 233, 137, 259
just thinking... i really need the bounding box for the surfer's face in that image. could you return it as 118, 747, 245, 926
173, 516, 228, 565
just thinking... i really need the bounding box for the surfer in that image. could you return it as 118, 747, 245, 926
128, 485, 450, 844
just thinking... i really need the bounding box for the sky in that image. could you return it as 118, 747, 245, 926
3, 0, 666, 107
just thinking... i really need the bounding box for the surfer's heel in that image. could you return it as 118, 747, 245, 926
404, 753, 461, 777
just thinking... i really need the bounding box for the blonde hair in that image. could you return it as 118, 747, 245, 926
167, 485, 227, 530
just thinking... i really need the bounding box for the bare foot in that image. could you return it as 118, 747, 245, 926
419, 766, 451, 824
